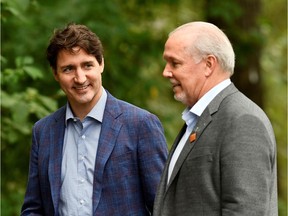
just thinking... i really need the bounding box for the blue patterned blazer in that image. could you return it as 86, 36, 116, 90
21, 90, 168, 216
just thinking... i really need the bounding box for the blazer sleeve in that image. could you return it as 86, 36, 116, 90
137, 113, 168, 213
21, 124, 45, 215
220, 114, 277, 215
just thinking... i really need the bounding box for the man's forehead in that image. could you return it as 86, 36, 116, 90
163, 45, 184, 61
164, 34, 188, 52
57, 49, 96, 65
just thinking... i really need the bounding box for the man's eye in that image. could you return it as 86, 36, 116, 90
63, 66, 73, 73
171, 62, 179, 67
85, 64, 93, 68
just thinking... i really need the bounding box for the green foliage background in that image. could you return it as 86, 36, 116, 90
1, 0, 287, 215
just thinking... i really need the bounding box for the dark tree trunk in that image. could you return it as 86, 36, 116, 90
204, 0, 264, 107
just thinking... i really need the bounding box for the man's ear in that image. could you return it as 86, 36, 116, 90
204, 55, 217, 77
100, 58, 105, 73
52, 68, 59, 81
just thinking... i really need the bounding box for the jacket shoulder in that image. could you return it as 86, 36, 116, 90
34, 106, 66, 129
106, 91, 156, 119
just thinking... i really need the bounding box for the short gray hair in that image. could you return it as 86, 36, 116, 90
171, 22, 235, 75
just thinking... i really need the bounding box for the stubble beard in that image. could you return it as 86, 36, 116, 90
174, 92, 187, 105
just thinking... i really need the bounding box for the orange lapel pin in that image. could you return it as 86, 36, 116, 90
189, 132, 196, 143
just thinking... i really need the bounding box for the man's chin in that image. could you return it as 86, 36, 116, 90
174, 94, 186, 105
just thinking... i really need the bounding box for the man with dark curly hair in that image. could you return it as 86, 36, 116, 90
21, 23, 168, 216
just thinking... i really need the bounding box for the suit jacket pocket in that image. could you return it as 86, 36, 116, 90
186, 147, 214, 166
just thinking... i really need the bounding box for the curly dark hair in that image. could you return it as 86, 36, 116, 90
46, 23, 104, 70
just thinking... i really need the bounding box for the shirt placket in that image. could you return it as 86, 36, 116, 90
75, 120, 88, 211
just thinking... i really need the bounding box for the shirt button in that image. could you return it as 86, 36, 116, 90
82, 135, 86, 139
81, 179, 85, 183
80, 199, 85, 205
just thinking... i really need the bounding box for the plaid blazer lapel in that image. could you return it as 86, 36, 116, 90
92, 92, 123, 213
48, 107, 66, 215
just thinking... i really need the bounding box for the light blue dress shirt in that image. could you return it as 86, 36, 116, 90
59, 89, 107, 216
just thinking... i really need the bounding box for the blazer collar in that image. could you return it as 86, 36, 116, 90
48, 106, 66, 215
167, 110, 212, 189
92, 90, 123, 213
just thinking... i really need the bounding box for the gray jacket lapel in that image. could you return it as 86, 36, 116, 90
161, 124, 186, 189
153, 124, 186, 214
167, 110, 212, 188
166, 83, 238, 189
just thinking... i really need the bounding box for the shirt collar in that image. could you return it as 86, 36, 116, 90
65, 87, 107, 125
190, 79, 231, 116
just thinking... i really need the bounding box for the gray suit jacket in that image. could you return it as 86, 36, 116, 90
153, 83, 278, 216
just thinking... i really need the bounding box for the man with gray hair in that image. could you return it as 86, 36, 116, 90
153, 21, 278, 216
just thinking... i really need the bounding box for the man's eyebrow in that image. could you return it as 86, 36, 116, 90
163, 54, 170, 60
81, 61, 95, 65
163, 55, 177, 61
60, 61, 94, 68
60, 64, 74, 69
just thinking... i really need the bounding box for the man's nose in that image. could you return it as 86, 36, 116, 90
163, 69, 173, 78
74, 69, 87, 84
